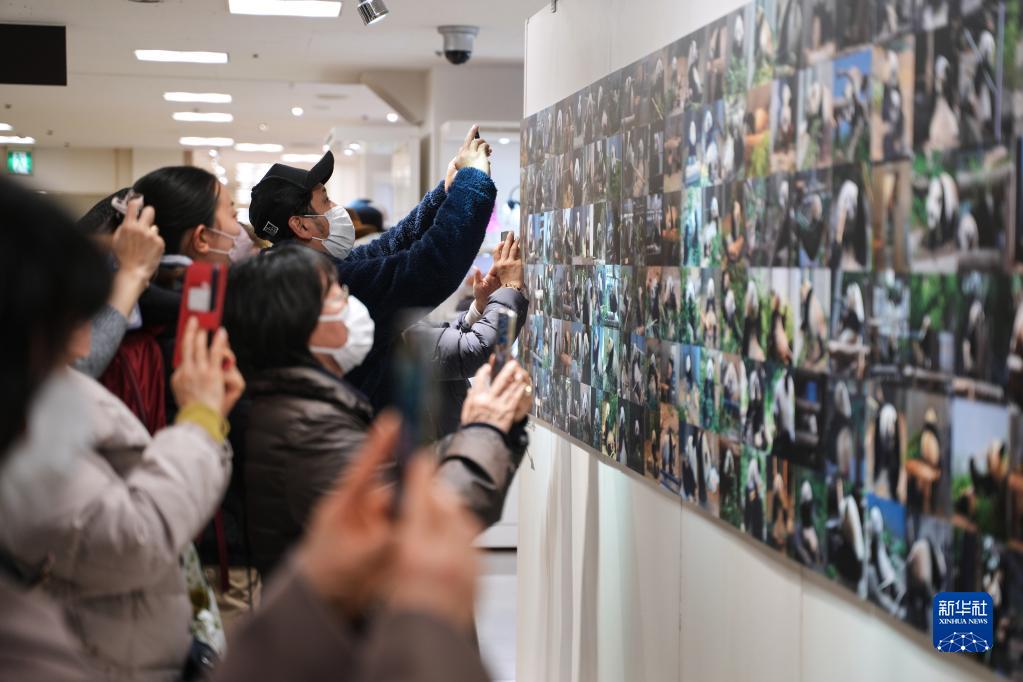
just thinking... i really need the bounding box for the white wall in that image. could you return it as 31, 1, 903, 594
517, 2, 998, 681
425, 64, 524, 186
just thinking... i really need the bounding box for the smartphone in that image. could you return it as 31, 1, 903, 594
173, 262, 228, 368
110, 189, 143, 220
474, 128, 481, 140
388, 311, 441, 516
500, 230, 512, 242
492, 309, 519, 372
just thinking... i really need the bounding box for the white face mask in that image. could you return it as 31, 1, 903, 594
206, 226, 254, 263
307, 206, 356, 261
310, 294, 375, 373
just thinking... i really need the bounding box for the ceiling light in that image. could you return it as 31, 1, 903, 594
258, 122, 269, 132
135, 49, 228, 64
348, 142, 361, 151
180, 136, 234, 147
499, 137, 511, 145
207, 149, 218, 158
173, 112, 234, 123
235, 142, 284, 152
291, 106, 304, 117
0, 123, 12, 131
281, 153, 325, 163
322, 144, 330, 152
343, 149, 354, 157
164, 91, 232, 103
356, 0, 389, 25
386, 112, 400, 123
228, 0, 342, 17
0, 135, 35, 145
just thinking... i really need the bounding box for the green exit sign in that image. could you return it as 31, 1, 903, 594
7, 150, 32, 175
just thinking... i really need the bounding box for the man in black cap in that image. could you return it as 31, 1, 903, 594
248, 125, 496, 408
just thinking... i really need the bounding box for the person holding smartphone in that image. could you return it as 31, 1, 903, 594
223, 244, 532, 580
246, 125, 496, 410
0, 174, 246, 678
405, 231, 529, 437
0, 178, 496, 682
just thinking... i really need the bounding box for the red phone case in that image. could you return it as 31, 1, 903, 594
173, 262, 228, 368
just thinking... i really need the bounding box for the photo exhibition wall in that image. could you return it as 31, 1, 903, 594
520, 0, 1023, 676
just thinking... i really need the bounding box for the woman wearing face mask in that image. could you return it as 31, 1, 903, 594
125, 166, 251, 424
224, 245, 533, 580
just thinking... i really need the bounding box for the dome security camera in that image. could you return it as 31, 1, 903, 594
438, 25, 479, 65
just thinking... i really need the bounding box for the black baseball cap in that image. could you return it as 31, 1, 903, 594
249, 151, 334, 242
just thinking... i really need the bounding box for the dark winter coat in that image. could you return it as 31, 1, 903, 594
339, 168, 498, 409
243, 365, 527, 579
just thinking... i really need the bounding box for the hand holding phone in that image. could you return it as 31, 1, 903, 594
173, 262, 228, 368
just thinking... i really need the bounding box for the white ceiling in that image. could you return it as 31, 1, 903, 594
0, 0, 545, 150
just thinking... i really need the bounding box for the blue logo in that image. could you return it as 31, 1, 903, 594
933, 592, 994, 653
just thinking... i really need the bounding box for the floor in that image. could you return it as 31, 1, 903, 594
476, 550, 518, 682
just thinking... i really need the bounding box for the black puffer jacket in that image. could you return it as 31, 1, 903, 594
244, 365, 528, 579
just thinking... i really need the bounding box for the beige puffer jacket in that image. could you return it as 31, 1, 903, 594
0, 369, 231, 681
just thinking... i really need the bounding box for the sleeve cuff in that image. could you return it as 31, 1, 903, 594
464, 300, 484, 326
176, 403, 229, 445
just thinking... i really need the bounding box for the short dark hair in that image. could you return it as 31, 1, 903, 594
248, 177, 312, 244
223, 243, 336, 374
133, 166, 219, 254
0, 177, 111, 456
77, 188, 131, 235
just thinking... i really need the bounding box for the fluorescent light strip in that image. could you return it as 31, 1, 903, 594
0, 135, 34, 144
228, 0, 342, 17
135, 49, 228, 64
180, 136, 234, 147
0, 123, 12, 132
173, 112, 234, 123
164, 91, 232, 104
281, 153, 323, 163
235, 143, 284, 153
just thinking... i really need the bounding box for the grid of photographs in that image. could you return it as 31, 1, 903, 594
521, 1, 1023, 675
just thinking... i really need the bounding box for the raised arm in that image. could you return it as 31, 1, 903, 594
346, 126, 486, 261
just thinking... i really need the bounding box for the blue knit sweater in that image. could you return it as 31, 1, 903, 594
339, 167, 497, 408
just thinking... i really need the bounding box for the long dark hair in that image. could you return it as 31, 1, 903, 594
223, 243, 337, 375
133, 166, 219, 254
0, 177, 111, 456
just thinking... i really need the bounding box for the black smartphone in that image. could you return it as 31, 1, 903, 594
388, 311, 441, 516
492, 309, 519, 373
474, 128, 481, 140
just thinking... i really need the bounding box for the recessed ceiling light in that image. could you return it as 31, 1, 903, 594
135, 49, 229, 64
322, 144, 330, 152
386, 112, 400, 123
258, 122, 269, 132
291, 106, 304, 117
164, 91, 232, 103
343, 149, 354, 157
228, 0, 342, 17
499, 137, 511, 145
348, 142, 361, 151
180, 136, 234, 147
281, 153, 324, 163
0, 123, 12, 131
173, 112, 234, 123
235, 142, 284, 152
0, 135, 34, 144
208, 149, 218, 158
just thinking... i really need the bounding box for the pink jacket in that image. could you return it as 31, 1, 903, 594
0, 369, 231, 681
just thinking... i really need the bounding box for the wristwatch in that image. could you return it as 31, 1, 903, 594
503, 281, 526, 295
